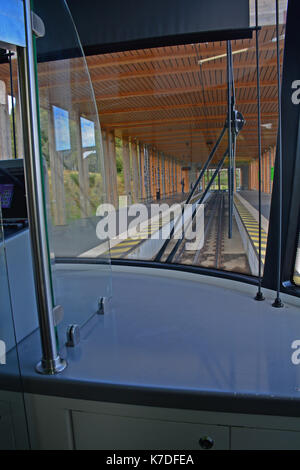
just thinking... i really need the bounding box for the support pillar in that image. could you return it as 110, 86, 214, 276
48, 106, 66, 225
131, 139, 140, 202
143, 145, 151, 201
122, 136, 132, 204
101, 130, 111, 204
139, 142, 146, 200
75, 112, 91, 218
106, 129, 118, 208
0, 80, 12, 160
161, 153, 165, 198
15, 95, 24, 159
240, 165, 249, 190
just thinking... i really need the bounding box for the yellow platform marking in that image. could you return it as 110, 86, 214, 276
234, 196, 268, 265
107, 194, 202, 258
108, 215, 171, 257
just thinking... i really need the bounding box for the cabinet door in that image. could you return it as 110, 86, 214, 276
231, 427, 300, 450
0, 402, 15, 450
72, 411, 229, 450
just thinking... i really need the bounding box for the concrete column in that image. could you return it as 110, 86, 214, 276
143, 145, 151, 201
165, 157, 168, 196
139, 142, 146, 200
48, 107, 66, 225
169, 158, 172, 195
15, 95, 23, 159
0, 81, 12, 160
101, 130, 111, 204
158, 152, 161, 196
172, 159, 174, 194
151, 148, 155, 199
185, 169, 190, 193
157, 151, 161, 197
174, 160, 176, 193
148, 146, 152, 200
240, 165, 249, 190
269, 147, 275, 193
150, 147, 155, 199
190, 163, 197, 191
168, 158, 171, 195
265, 152, 269, 193
122, 136, 132, 204
151, 148, 155, 198
131, 139, 140, 202
153, 149, 156, 194
106, 129, 118, 208
264, 152, 268, 193
75, 112, 90, 218
161, 154, 165, 198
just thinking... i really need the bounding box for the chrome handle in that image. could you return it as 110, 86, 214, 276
199, 436, 214, 449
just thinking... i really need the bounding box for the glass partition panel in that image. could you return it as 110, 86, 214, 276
34, 0, 112, 347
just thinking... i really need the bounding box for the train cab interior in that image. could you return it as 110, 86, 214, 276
1, 0, 300, 451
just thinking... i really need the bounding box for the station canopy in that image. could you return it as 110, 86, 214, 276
0, 0, 284, 168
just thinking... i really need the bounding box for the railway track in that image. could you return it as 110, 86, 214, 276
176, 191, 226, 268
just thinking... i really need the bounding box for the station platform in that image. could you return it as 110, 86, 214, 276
234, 193, 268, 271
51, 192, 188, 259
235, 190, 299, 283
78, 191, 203, 260
239, 190, 271, 221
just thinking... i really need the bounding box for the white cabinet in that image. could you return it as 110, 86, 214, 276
24, 394, 300, 450
72, 411, 229, 450
231, 427, 300, 450
0, 401, 15, 450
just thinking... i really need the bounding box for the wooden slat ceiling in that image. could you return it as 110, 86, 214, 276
0, 23, 285, 166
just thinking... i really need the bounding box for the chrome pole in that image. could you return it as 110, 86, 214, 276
17, 0, 67, 374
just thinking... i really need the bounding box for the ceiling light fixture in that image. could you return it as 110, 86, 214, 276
198, 48, 249, 65
271, 34, 285, 42
261, 123, 273, 129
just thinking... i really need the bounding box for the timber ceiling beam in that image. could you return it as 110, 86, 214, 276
103, 112, 278, 129
98, 98, 277, 116
38, 58, 278, 89
72, 80, 277, 103
36, 38, 284, 76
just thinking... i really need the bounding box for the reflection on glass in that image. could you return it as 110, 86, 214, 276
35, 1, 112, 348
52, 105, 71, 151
80, 116, 96, 148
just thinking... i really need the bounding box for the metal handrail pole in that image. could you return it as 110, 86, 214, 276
17, 0, 67, 374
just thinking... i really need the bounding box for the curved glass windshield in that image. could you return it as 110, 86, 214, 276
34, 0, 289, 308
50, 0, 286, 280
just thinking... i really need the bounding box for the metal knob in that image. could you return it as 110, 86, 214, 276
199, 436, 214, 450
